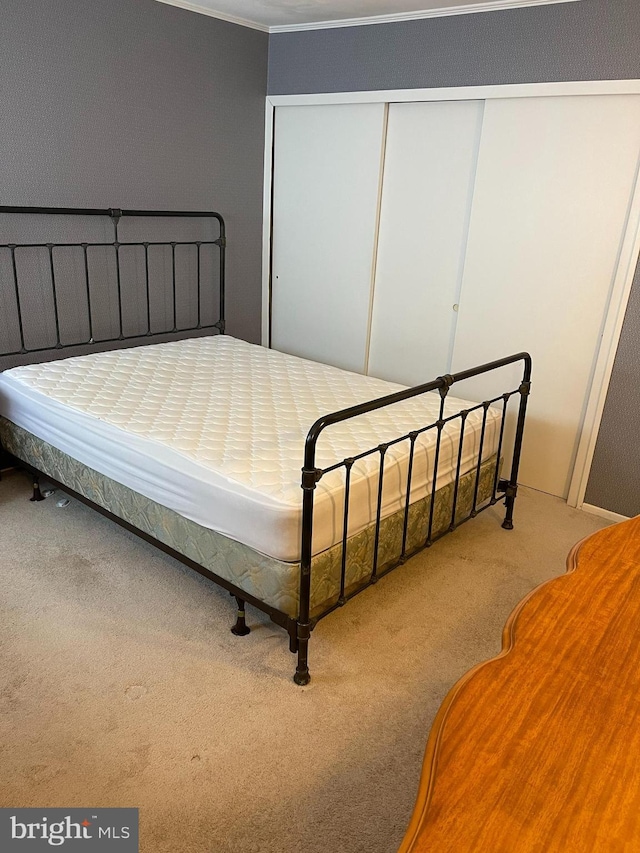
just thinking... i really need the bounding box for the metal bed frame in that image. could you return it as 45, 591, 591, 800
0, 205, 531, 685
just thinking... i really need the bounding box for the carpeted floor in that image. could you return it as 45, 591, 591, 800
0, 468, 609, 852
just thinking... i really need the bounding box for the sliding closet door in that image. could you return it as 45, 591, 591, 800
271, 103, 386, 372
368, 100, 484, 384
451, 94, 640, 498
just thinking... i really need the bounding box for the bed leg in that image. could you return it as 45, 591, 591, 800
293, 622, 311, 686
30, 475, 45, 502
502, 484, 517, 530
287, 620, 298, 654
230, 597, 251, 636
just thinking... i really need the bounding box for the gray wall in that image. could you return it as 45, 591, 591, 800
268, 0, 640, 93
585, 262, 640, 518
269, 0, 640, 516
1, 0, 268, 345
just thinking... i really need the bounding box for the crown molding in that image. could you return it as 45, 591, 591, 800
153, 0, 269, 32
152, 0, 581, 34
269, 0, 582, 33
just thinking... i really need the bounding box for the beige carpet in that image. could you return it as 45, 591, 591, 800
0, 469, 608, 852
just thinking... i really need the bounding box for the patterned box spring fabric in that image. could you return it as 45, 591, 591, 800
1, 418, 497, 619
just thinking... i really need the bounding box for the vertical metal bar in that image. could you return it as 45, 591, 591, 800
196, 241, 202, 329
82, 244, 94, 343
9, 247, 26, 352
400, 433, 418, 560
471, 402, 490, 516
338, 459, 354, 605
371, 444, 388, 582
449, 410, 468, 531
144, 243, 151, 335
426, 378, 451, 545
492, 394, 510, 502
426, 423, 444, 545
115, 244, 124, 339
110, 212, 124, 340
296, 436, 321, 685
171, 241, 177, 332
503, 367, 532, 530
218, 219, 226, 334
47, 244, 62, 347
296, 480, 314, 686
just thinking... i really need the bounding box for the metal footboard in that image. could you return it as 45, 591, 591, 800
293, 352, 531, 685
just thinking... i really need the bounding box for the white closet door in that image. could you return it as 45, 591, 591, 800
368, 100, 484, 384
271, 103, 386, 373
451, 94, 640, 498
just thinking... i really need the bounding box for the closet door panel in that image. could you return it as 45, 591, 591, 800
368, 100, 484, 384
451, 94, 640, 498
271, 103, 386, 373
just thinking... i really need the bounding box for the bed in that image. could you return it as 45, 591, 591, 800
0, 206, 531, 684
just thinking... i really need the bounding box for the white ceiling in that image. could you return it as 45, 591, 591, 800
155, 0, 582, 32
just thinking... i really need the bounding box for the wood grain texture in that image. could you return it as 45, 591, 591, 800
399, 516, 640, 853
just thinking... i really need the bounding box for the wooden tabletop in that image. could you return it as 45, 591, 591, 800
399, 515, 640, 852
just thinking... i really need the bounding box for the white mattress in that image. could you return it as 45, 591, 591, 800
0, 336, 501, 561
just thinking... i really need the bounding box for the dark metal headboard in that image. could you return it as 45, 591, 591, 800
0, 205, 226, 360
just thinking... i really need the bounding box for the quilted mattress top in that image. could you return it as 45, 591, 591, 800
0, 335, 499, 560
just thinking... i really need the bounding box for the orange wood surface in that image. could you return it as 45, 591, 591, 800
399, 516, 640, 853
